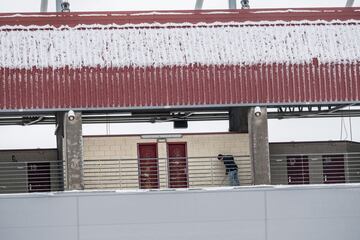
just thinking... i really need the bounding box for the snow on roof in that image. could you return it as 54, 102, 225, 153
0, 20, 359, 69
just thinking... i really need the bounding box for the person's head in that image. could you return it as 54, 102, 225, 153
217, 154, 223, 161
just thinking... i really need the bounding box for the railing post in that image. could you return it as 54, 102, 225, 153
210, 157, 214, 186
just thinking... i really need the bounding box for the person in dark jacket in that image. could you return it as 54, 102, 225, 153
217, 154, 240, 186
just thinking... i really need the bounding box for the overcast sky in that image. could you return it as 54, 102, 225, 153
0, 0, 359, 149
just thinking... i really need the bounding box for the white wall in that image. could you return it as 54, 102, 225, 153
0, 184, 360, 240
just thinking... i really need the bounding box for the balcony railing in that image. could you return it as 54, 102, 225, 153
0, 160, 64, 194
0, 155, 252, 194
2, 152, 359, 194
83, 155, 252, 190
270, 152, 360, 185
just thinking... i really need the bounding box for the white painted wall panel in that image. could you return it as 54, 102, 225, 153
0, 195, 78, 240
0, 227, 78, 240
78, 189, 266, 240
0, 185, 360, 240
0, 196, 77, 227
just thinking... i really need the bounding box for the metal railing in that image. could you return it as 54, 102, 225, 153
270, 152, 360, 185
3, 152, 359, 194
0, 160, 64, 194
83, 155, 252, 190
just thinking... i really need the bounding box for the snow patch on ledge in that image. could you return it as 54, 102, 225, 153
0, 20, 359, 69
1, 183, 360, 198
253, 9, 324, 13
0, 14, 58, 18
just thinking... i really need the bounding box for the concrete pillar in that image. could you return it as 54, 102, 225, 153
229, 107, 249, 133
63, 111, 84, 190
248, 107, 271, 185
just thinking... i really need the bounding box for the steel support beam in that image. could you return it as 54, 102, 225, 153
346, 0, 355, 7
40, 0, 48, 12
55, 112, 65, 191
195, 0, 204, 10
228, 0, 237, 9
56, 0, 62, 12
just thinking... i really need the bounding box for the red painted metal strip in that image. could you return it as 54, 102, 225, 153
1, 8, 359, 28
1, 63, 360, 111
339, 64, 346, 101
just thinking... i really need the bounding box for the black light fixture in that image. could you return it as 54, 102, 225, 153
173, 120, 188, 129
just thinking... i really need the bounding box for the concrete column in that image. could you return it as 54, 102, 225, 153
248, 107, 271, 185
229, 107, 249, 133
63, 111, 84, 190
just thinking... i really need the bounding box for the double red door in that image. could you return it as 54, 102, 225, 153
323, 155, 345, 184
138, 143, 159, 189
287, 156, 309, 185
167, 143, 188, 188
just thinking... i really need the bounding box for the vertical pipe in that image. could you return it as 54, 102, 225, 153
346, 0, 354, 7
40, 0, 48, 12
228, 0, 237, 9
195, 0, 204, 10
56, 0, 62, 12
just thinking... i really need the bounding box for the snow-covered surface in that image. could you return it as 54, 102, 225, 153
0, 14, 58, 18
0, 20, 359, 69
1, 183, 359, 198
253, 9, 324, 13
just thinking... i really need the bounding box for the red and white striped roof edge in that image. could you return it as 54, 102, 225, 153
0, 8, 359, 112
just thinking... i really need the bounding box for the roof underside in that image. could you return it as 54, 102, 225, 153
0, 8, 360, 112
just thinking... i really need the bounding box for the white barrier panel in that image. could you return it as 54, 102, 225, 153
0, 185, 359, 240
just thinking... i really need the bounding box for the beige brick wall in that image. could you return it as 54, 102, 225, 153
83, 133, 251, 190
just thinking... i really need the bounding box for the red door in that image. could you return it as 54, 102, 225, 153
287, 156, 309, 185
138, 143, 159, 189
167, 143, 188, 188
27, 162, 51, 192
323, 155, 345, 184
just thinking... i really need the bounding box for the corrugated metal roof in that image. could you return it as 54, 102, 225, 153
0, 8, 359, 112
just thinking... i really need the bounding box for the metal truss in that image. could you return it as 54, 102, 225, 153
0, 104, 359, 126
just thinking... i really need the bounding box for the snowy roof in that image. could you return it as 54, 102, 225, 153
0, 21, 360, 69
0, 19, 359, 69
